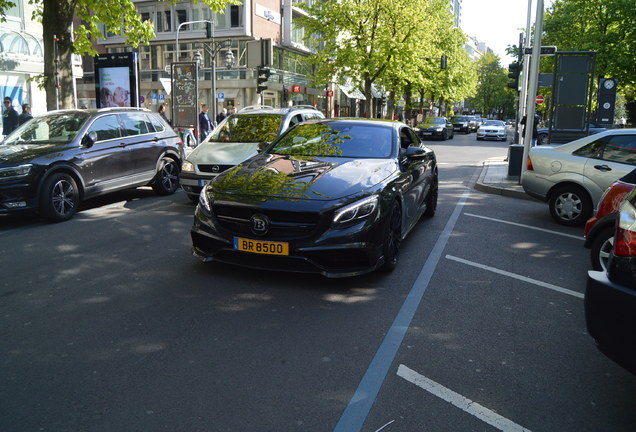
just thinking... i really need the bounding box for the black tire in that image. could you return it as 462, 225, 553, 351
423, 175, 438, 218
449, 130, 454, 140
465, 129, 470, 134
380, 201, 402, 273
441, 130, 448, 141
548, 185, 593, 226
538, 133, 549, 145
590, 226, 614, 271
39, 172, 79, 222
152, 157, 180, 195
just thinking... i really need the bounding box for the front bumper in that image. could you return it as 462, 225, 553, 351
179, 172, 219, 198
585, 270, 636, 374
477, 130, 506, 140
0, 180, 39, 214
190, 205, 387, 278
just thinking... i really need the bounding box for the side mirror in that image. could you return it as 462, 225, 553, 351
82, 131, 97, 148
405, 146, 426, 159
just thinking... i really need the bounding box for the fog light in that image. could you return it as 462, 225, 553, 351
4, 201, 27, 208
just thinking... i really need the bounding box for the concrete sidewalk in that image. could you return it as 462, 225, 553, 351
475, 158, 533, 200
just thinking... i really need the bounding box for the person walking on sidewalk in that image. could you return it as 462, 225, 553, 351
18, 103, 33, 125
3, 97, 19, 136
521, 112, 541, 146
198, 104, 212, 143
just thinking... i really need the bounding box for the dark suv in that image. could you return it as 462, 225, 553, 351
0, 108, 183, 222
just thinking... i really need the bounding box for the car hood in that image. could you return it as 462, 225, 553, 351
0, 143, 69, 166
187, 141, 261, 165
418, 124, 445, 129
210, 153, 396, 201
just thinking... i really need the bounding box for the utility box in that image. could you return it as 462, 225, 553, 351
508, 144, 524, 177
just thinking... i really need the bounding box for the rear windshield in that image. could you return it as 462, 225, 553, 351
209, 114, 284, 143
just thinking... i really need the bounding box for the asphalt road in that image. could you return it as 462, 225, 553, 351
1, 131, 635, 432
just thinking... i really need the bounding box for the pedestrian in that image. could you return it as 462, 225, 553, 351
18, 103, 33, 125
228, 106, 237, 116
520, 112, 541, 146
620, 116, 627, 128
199, 104, 212, 143
216, 107, 227, 124
158, 104, 171, 125
2, 96, 19, 136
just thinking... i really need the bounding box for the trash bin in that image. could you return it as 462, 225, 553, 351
507, 144, 524, 177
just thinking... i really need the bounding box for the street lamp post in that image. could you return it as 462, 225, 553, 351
201, 40, 234, 124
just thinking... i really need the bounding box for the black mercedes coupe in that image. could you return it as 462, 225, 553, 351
191, 118, 438, 277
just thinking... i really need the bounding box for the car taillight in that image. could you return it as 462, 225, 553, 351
526, 156, 534, 171
613, 200, 636, 256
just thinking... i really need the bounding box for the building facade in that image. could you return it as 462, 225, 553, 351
76, 0, 331, 121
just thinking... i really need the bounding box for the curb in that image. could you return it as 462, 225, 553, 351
475, 161, 535, 201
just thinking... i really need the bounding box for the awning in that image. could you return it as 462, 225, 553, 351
337, 83, 366, 100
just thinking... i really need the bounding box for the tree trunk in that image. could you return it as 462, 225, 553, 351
43, 0, 76, 110
363, 77, 373, 118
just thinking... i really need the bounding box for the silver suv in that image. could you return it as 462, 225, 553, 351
180, 105, 325, 202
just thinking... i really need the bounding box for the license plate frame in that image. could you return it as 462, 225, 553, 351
234, 237, 290, 256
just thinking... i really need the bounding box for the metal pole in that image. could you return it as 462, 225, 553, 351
520, 0, 544, 179
211, 20, 217, 125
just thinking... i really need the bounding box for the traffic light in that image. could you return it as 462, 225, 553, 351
206, 22, 212, 39
256, 66, 270, 93
507, 61, 521, 90
440, 55, 447, 70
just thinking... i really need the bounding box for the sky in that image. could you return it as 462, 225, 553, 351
460, 0, 554, 63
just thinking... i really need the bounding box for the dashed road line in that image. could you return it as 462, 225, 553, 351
397, 364, 533, 432
445, 254, 584, 299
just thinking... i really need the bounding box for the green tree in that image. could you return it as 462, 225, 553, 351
468, 52, 513, 119
0, 0, 238, 110
298, 0, 475, 118
543, 0, 636, 103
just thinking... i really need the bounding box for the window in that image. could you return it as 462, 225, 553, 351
601, 135, 636, 165
230, 5, 241, 27
156, 6, 172, 32
120, 113, 152, 136
89, 115, 122, 142
150, 116, 165, 133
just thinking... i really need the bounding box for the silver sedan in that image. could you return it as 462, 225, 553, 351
521, 129, 636, 226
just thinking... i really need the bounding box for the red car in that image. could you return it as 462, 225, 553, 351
584, 168, 636, 270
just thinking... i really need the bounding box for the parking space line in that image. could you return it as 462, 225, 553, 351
445, 255, 584, 299
464, 213, 583, 240
332, 190, 471, 432
397, 364, 533, 432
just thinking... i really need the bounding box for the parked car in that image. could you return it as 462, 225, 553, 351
450, 116, 471, 134
537, 122, 608, 146
476, 120, 508, 141
521, 129, 636, 226
191, 119, 438, 277
415, 117, 454, 140
179, 105, 325, 203
585, 187, 636, 375
584, 168, 636, 271
0, 108, 183, 222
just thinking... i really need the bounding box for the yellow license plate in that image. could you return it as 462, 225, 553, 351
234, 237, 289, 256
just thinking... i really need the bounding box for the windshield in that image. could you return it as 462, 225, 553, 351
422, 118, 446, 125
209, 114, 284, 143
452, 117, 467, 122
2, 112, 90, 145
483, 120, 505, 127
269, 122, 394, 158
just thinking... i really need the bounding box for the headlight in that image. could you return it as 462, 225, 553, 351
198, 186, 212, 213
434, 126, 444, 131
0, 164, 32, 179
182, 161, 194, 173
333, 196, 378, 225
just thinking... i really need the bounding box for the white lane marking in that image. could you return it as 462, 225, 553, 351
464, 213, 583, 240
445, 255, 584, 299
397, 365, 533, 432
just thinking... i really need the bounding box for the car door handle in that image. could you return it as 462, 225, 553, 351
594, 165, 612, 172
119, 143, 127, 147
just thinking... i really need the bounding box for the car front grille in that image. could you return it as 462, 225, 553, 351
197, 164, 234, 174
212, 203, 322, 240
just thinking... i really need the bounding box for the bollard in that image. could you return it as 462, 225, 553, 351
507, 144, 524, 178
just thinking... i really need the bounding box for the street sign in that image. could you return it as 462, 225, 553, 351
218, 92, 225, 102
291, 85, 301, 93
326, 90, 334, 97
536, 95, 545, 104
524, 46, 557, 55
